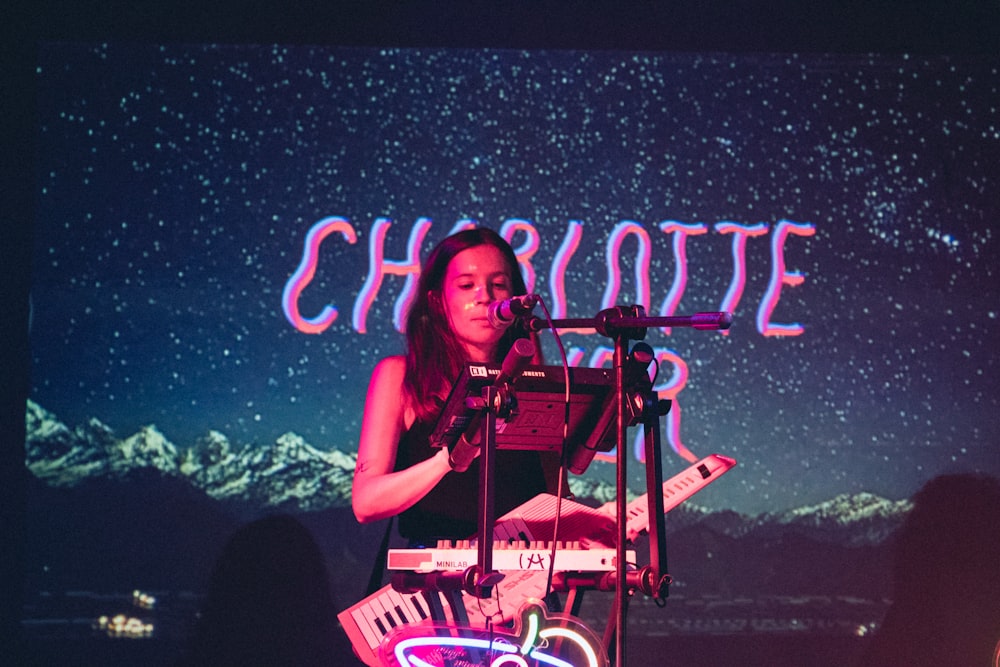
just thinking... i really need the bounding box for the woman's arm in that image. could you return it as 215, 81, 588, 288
351, 355, 452, 523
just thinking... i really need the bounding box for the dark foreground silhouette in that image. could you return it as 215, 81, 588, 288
856, 473, 1000, 667
175, 514, 358, 667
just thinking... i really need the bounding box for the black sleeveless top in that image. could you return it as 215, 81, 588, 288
394, 418, 549, 542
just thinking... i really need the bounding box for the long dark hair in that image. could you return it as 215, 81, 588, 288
404, 227, 537, 422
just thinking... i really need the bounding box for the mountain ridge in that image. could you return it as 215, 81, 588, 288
25, 399, 913, 547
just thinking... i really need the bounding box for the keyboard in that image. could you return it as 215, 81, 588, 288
338, 453, 737, 667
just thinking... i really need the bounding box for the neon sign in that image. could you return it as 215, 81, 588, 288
380, 599, 608, 667
282, 216, 815, 338
281, 216, 815, 461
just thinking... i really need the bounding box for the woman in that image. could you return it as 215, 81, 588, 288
352, 228, 556, 543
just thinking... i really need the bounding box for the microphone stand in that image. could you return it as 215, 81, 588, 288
469, 338, 536, 599
389, 342, 531, 609
522, 308, 731, 667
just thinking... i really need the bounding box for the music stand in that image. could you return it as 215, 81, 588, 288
429, 307, 731, 667
429, 359, 620, 464
519, 307, 731, 666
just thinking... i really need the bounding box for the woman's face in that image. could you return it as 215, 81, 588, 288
440, 243, 514, 361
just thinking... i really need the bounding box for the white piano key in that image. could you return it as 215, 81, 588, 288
385, 587, 420, 626
351, 600, 384, 651
376, 595, 402, 630
407, 592, 430, 621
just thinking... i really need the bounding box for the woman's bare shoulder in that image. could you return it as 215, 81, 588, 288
366, 355, 415, 428
368, 355, 409, 401
371, 355, 406, 380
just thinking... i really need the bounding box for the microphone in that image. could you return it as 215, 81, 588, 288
494, 337, 535, 387
449, 338, 535, 472
486, 294, 540, 329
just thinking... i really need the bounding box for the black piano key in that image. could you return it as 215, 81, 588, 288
374, 617, 387, 635
409, 595, 428, 620
394, 604, 409, 622
384, 612, 397, 629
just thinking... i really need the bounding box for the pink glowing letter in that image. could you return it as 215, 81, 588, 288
501, 218, 541, 294
446, 218, 479, 236
652, 348, 698, 463
657, 221, 708, 334
282, 216, 358, 334
548, 220, 583, 318
756, 220, 816, 336
602, 221, 651, 310
352, 217, 433, 333
715, 221, 769, 335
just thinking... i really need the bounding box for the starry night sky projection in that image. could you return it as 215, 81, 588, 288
30, 44, 999, 515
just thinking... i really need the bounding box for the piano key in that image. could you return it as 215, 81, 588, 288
409, 593, 429, 620
372, 595, 398, 632
350, 602, 383, 652
380, 601, 399, 629
385, 587, 419, 625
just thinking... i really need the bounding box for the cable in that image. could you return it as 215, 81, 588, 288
530, 296, 571, 603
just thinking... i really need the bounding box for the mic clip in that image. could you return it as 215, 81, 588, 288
466, 389, 517, 422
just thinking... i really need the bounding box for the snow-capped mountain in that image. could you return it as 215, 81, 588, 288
567, 469, 911, 546
25, 400, 356, 512
22, 400, 920, 606
23, 400, 913, 543
758, 492, 913, 546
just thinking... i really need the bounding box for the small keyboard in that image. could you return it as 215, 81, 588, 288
387, 541, 633, 573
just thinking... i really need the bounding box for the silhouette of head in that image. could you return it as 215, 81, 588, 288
179, 514, 344, 667
859, 473, 1000, 667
